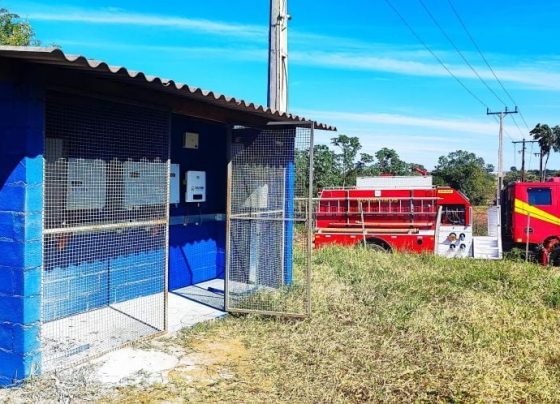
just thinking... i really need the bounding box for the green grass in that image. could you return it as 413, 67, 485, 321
112, 247, 560, 403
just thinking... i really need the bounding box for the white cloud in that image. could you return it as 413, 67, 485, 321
290, 51, 560, 91
298, 109, 498, 135
23, 8, 266, 38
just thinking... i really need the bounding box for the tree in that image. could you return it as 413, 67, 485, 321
331, 134, 361, 186
503, 166, 538, 186
432, 150, 495, 205
0, 9, 39, 46
530, 123, 555, 181
373, 147, 410, 175
310, 145, 340, 193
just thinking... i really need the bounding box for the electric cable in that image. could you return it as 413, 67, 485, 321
418, 0, 524, 140
446, 0, 531, 131
418, 0, 507, 106
384, 0, 489, 109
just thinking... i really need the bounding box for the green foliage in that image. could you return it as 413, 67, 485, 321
372, 147, 413, 175
432, 150, 495, 205
297, 135, 426, 196
503, 166, 539, 186
331, 134, 362, 186
530, 123, 554, 176
0, 8, 39, 46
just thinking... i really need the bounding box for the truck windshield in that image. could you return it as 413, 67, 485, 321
528, 187, 552, 205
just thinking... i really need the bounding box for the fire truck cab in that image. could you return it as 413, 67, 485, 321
314, 176, 502, 259
502, 178, 560, 265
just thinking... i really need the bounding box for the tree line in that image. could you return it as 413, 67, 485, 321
298, 135, 496, 205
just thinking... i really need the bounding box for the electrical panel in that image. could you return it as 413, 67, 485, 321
183, 132, 199, 149
185, 171, 206, 202
123, 161, 167, 208
66, 158, 106, 211
170, 164, 180, 204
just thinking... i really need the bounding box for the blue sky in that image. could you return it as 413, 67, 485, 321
6, 0, 560, 171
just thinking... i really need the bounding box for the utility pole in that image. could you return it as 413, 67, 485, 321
511, 139, 538, 182
487, 106, 518, 205
267, 0, 290, 113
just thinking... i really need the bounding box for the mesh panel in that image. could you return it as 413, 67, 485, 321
42, 92, 169, 370
226, 125, 313, 316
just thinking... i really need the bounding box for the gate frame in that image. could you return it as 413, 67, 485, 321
224, 121, 314, 318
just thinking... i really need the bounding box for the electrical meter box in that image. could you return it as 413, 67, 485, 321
123, 161, 167, 208
183, 132, 199, 149
170, 164, 180, 204
185, 171, 206, 202
66, 158, 106, 211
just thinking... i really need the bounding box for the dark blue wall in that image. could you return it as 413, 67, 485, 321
168, 115, 228, 290
0, 79, 43, 386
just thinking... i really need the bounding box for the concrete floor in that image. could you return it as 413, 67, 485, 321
42, 279, 226, 371
42, 293, 164, 372
168, 279, 226, 332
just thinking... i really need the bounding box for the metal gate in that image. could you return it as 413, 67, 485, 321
226, 123, 314, 317
42, 92, 169, 370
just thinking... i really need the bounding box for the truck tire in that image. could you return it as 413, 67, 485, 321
549, 246, 560, 267
365, 239, 391, 253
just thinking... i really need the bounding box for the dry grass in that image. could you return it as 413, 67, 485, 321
472, 205, 489, 236
112, 247, 560, 403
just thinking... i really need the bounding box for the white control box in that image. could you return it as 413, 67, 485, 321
66, 158, 106, 211
185, 171, 206, 202
169, 164, 180, 204
123, 161, 167, 208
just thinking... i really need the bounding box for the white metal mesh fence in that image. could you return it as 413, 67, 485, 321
226, 124, 313, 316
42, 92, 169, 370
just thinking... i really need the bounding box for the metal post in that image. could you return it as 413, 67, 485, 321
224, 127, 233, 311
487, 106, 518, 206
525, 213, 531, 262
306, 123, 314, 316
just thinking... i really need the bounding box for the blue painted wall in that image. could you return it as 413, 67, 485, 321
0, 79, 44, 386
168, 115, 228, 290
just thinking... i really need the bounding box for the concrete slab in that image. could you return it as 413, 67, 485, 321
168, 279, 226, 333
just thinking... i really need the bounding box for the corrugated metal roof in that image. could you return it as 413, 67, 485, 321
0, 46, 335, 131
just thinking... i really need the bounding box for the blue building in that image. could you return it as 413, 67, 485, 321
0, 46, 333, 386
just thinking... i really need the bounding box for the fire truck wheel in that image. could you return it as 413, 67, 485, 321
365, 240, 391, 253
548, 246, 560, 267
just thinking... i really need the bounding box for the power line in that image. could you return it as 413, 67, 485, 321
509, 115, 525, 138
417, 0, 509, 107
446, 0, 531, 130
383, 0, 489, 109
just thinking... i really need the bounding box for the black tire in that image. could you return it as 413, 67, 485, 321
549, 246, 560, 266
365, 241, 391, 253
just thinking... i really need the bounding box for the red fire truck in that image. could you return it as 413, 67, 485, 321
501, 178, 560, 265
314, 176, 560, 265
